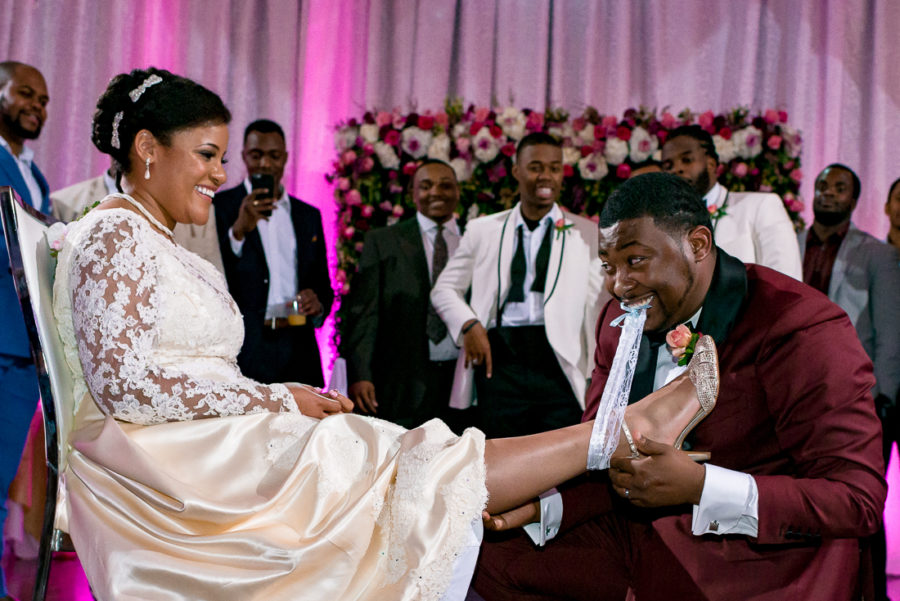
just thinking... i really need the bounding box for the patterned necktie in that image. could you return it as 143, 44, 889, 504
506, 226, 527, 303
426, 224, 449, 343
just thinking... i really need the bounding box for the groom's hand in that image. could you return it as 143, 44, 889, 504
462, 320, 492, 377
609, 437, 705, 508
482, 500, 540, 532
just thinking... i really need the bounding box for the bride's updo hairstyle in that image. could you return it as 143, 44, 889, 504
91, 67, 231, 179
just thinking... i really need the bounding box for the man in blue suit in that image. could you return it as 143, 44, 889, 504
0, 60, 50, 601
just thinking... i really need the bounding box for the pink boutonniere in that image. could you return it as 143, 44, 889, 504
666, 324, 702, 367
554, 218, 573, 238
708, 203, 727, 222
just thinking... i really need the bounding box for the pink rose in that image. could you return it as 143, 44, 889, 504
361, 204, 374, 218
616, 163, 632, 179
337, 177, 351, 191
787, 198, 805, 213
342, 226, 356, 239
555, 218, 566, 228
456, 137, 471, 153
402, 161, 419, 176
601, 115, 618, 129
784, 160, 794, 170
392, 113, 406, 129
379, 201, 394, 212
418, 115, 435, 130
392, 204, 405, 217
341, 282, 351, 295
345, 189, 362, 206
474, 106, 491, 122
698, 110, 715, 130
335, 269, 347, 284
434, 112, 449, 128
526, 112, 544, 131
589, 214, 600, 224
354, 242, 364, 253
389, 183, 404, 195
764, 109, 779, 124
375, 111, 392, 127
750, 167, 760, 176
731, 162, 749, 177
666, 324, 694, 358
707, 203, 719, 215
360, 156, 375, 173
659, 112, 677, 129
778, 110, 789, 123
790, 168, 803, 182
341, 150, 357, 165
766, 135, 782, 150
572, 116, 587, 132
362, 142, 375, 155
384, 130, 400, 146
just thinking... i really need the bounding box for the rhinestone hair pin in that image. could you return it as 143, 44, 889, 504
128, 74, 162, 103
110, 111, 124, 149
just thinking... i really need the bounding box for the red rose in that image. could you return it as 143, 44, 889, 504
616, 126, 632, 141
435, 112, 450, 128
402, 162, 418, 176
563, 164, 574, 177
469, 122, 483, 136
593, 124, 607, 140
418, 115, 435, 130
500, 142, 516, 157
490, 124, 503, 138
764, 109, 779, 124
572, 116, 587, 132
384, 130, 400, 146
766, 135, 782, 150
580, 145, 593, 158
778, 110, 789, 123
616, 163, 632, 179
698, 111, 715, 130
718, 127, 732, 140
526, 111, 544, 131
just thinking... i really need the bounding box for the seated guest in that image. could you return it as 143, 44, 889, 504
661, 125, 803, 279
886, 176, 900, 252
474, 173, 886, 601
344, 159, 476, 432
0, 59, 50, 601
431, 133, 604, 438
800, 163, 900, 601
52, 166, 224, 272
214, 119, 331, 386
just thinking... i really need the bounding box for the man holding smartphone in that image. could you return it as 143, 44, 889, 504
214, 119, 332, 386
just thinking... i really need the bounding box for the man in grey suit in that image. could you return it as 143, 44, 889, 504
800, 163, 900, 601
344, 159, 475, 432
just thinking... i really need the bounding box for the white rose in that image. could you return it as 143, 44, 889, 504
547, 122, 575, 141
452, 122, 469, 139
450, 157, 472, 182
733, 126, 763, 159
628, 126, 658, 163
472, 128, 500, 162
713, 135, 737, 164
562, 146, 581, 166
498, 106, 527, 141
604, 137, 629, 166
359, 123, 379, 143
781, 125, 802, 156
577, 153, 609, 181
373, 141, 400, 169
401, 126, 433, 159
427, 134, 451, 162
334, 126, 358, 151
578, 124, 596, 146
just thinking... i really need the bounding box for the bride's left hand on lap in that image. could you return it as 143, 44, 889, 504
287, 384, 354, 418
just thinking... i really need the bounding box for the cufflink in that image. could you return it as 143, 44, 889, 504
709, 520, 719, 532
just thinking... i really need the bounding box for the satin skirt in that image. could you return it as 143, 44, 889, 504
64, 399, 487, 601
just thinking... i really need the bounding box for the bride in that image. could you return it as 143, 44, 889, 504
52, 68, 717, 601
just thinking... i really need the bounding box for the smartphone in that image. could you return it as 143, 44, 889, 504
250, 173, 275, 217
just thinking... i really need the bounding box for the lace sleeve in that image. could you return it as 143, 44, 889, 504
69, 212, 298, 425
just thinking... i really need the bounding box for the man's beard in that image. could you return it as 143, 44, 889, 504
813, 208, 850, 227
691, 169, 712, 196
2, 113, 41, 140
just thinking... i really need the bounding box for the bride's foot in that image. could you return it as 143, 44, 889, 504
619, 335, 719, 461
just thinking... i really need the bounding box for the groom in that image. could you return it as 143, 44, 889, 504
474, 173, 886, 600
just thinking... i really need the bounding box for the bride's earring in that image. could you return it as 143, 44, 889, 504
144, 157, 151, 180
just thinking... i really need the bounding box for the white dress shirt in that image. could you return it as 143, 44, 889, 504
0, 137, 43, 209
528, 308, 760, 545
416, 212, 461, 362
228, 179, 298, 312
494, 203, 565, 328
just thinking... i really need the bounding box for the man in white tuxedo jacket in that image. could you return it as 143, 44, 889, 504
661, 125, 802, 280
799, 163, 900, 601
51, 169, 225, 272
431, 133, 604, 437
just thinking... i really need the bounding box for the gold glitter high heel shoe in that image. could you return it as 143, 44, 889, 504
619, 335, 719, 462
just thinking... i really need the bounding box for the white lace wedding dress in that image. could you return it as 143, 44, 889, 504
53, 207, 487, 601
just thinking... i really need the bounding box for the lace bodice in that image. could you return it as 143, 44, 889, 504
53, 207, 297, 425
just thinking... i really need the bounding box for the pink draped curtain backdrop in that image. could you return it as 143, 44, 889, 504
3, 0, 899, 573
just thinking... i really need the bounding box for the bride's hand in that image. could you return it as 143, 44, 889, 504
286, 384, 352, 418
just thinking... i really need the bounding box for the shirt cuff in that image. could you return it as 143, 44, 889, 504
228, 227, 245, 257
522, 489, 563, 546
692, 464, 759, 536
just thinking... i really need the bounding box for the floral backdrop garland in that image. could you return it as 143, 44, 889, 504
327, 102, 804, 336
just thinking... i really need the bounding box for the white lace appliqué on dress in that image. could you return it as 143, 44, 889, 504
54, 209, 296, 424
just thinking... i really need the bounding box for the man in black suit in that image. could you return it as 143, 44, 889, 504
344, 159, 474, 431
214, 119, 332, 386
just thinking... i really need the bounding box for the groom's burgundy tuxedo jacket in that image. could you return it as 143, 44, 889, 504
567, 251, 886, 599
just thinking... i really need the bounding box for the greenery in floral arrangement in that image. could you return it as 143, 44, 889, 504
327, 102, 805, 338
